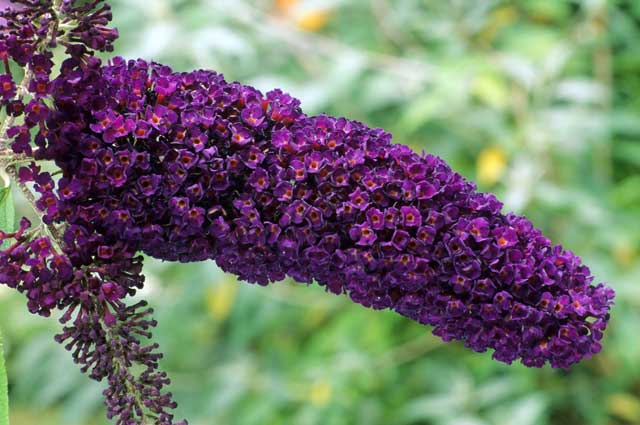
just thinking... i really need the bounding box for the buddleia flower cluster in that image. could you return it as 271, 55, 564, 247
0, 0, 616, 424
37, 56, 614, 369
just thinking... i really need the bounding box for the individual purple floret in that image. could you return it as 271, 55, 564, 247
36, 56, 614, 369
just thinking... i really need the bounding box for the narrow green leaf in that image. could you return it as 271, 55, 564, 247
0, 189, 14, 227
0, 328, 9, 425
0, 169, 14, 425
0, 172, 15, 250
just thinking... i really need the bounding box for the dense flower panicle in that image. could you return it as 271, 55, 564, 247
34, 56, 614, 369
0, 0, 145, 321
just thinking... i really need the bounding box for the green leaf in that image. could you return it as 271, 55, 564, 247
0, 328, 9, 425
0, 173, 15, 249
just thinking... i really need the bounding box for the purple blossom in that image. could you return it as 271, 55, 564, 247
0, 74, 16, 99
23, 56, 614, 369
400, 205, 422, 227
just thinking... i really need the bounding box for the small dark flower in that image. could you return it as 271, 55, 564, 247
0, 74, 16, 100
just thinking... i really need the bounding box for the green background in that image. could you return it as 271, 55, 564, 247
2, 0, 640, 424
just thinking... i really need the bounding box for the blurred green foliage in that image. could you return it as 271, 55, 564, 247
2, 0, 640, 424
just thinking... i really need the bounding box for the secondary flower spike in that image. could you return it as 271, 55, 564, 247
1, 3, 187, 424
32, 57, 615, 369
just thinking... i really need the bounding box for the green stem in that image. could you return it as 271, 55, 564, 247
0, 328, 9, 425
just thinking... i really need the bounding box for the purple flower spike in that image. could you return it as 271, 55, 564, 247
26, 56, 616, 371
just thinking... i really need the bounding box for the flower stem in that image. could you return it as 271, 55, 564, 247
0, 327, 9, 425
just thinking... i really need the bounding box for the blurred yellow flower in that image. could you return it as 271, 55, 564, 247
608, 393, 640, 423
274, 0, 331, 32
309, 379, 332, 407
477, 146, 507, 186
295, 10, 331, 32
206, 278, 238, 321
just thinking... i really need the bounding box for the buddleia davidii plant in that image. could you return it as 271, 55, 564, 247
0, 1, 185, 424
0, 0, 616, 424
